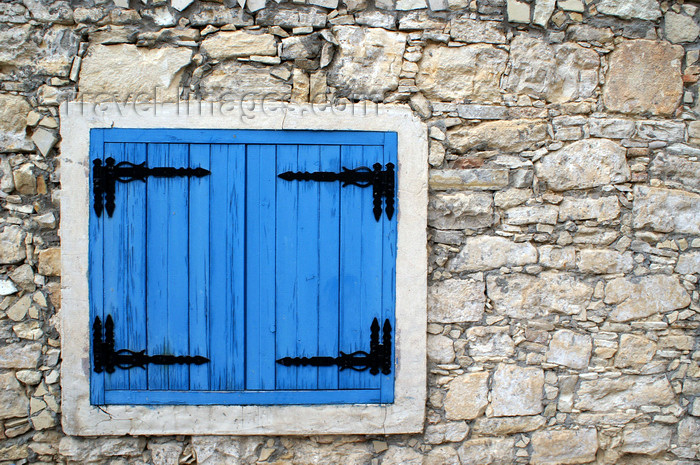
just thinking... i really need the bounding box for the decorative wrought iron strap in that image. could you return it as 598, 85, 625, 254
278, 163, 396, 221
276, 318, 392, 375
93, 157, 210, 218
92, 315, 209, 373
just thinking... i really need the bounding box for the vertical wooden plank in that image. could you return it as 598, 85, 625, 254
124, 143, 148, 391
189, 144, 211, 390
317, 145, 341, 391
380, 133, 398, 402
274, 144, 299, 391
102, 142, 129, 391
89, 129, 105, 405
165, 143, 191, 391
209, 144, 245, 390
146, 143, 171, 390
292, 145, 321, 389
339, 145, 381, 390
245, 145, 277, 390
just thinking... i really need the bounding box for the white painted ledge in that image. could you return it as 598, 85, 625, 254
59, 101, 428, 436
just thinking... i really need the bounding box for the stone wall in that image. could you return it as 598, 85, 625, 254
0, 0, 699, 463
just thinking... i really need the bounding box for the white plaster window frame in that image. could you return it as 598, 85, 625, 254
59, 101, 428, 436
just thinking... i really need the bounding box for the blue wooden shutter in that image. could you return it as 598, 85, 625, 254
89, 129, 397, 405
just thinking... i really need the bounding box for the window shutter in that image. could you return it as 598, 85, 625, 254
89, 129, 397, 405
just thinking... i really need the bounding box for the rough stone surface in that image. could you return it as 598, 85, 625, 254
490, 364, 544, 416
429, 169, 509, 191
546, 330, 592, 369
199, 62, 292, 100
603, 40, 683, 116
444, 372, 489, 420
0, 372, 29, 420
428, 279, 485, 323
575, 376, 675, 411
328, 26, 406, 99
466, 326, 515, 360
504, 36, 599, 103
605, 274, 689, 321
201, 31, 277, 59
597, 0, 661, 20
633, 186, 700, 235
457, 437, 515, 465
449, 17, 505, 44
0, 342, 41, 369
448, 120, 548, 153
38, 247, 61, 276
676, 251, 700, 274
487, 272, 593, 318
649, 152, 700, 193
428, 192, 494, 230
664, 12, 700, 43
1, 95, 32, 151
578, 249, 633, 274
620, 423, 673, 455
559, 197, 620, 222
428, 334, 455, 364
79, 44, 192, 101
531, 428, 598, 465
59, 437, 147, 462
449, 236, 537, 272
417, 44, 507, 102
614, 334, 656, 368
472, 416, 546, 436
536, 139, 630, 191
0, 225, 27, 264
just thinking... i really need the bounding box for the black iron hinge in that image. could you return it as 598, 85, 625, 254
92, 315, 209, 373
276, 318, 392, 375
93, 157, 210, 218
278, 163, 395, 221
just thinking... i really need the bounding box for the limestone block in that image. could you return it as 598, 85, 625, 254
428, 279, 485, 323
636, 120, 685, 142
457, 104, 508, 120
0, 372, 29, 419
449, 236, 538, 272
199, 62, 292, 100
1, 156, 14, 192
633, 186, 700, 235
424, 446, 460, 465
191, 437, 264, 465
487, 272, 593, 318
621, 423, 672, 455
328, 26, 406, 100
428, 334, 455, 364
0, 25, 79, 77
678, 417, 700, 448
466, 326, 515, 360
280, 33, 323, 60
536, 139, 629, 191
355, 10, 397, 28
0, 279, 17, 296
417, 44, 507, 102
531, 428, 598, 465
575, 375, 675, 411
494, 188, 531, 209
504, 205, 558, 225
578, 249, 633, 274
491, 364, 544, 416
38, 247, 61, 277
429, 169, 509, 190
428, 192, 494, 229
504, 36, 599, 104
665, 12, 700, 43
559, 197, 620, 222
507, 0, 531, 23
614, 334, 656, 368
597, 0, 661, 20
447, 120, 548, 153
396, 0, 428, 9
0, 342, 41, 369
472, 415, 546, 436
605, 274, 689, 321
425, 422, 469, 444
7, 294, 31, 321
538, 245, 576, 269
381, 446, 423, 465
588, 117, 635, 139
0, 225, 27, 264
444, 372, 489, 420
603, 40, 683, 116
649, 152, 700, 193
449, 16, 506, 43
31, 128, 58, 156
457, 437, 515, 465
201, 31, 277, 59
533, 0, 556, 26
12, 164, 36, 195
546, 330, 592, 369
59, 437, 147, 462
148, 441, 184, 465
676, 251, 700, 274
10, 264, 35, 291
189, 5, 253, 26
256, 6, 327, 28
79, 44, 193, 102
0, 94, 32, 152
